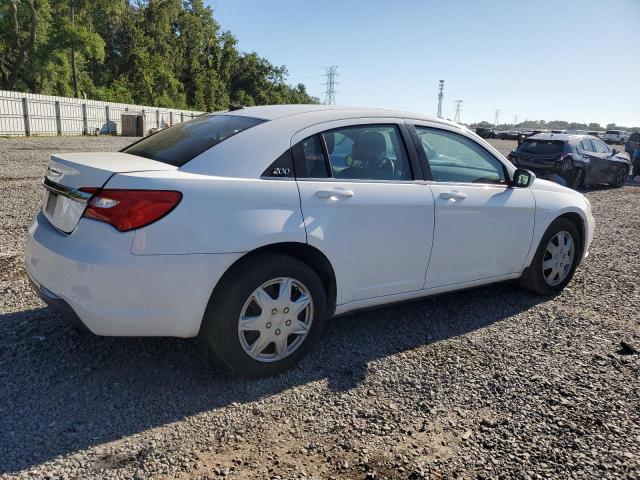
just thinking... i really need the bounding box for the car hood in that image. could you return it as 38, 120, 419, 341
530, 177, 580, 196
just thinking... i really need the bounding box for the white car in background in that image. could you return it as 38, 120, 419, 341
26, 105, 594, 377
603, 130, 629, 144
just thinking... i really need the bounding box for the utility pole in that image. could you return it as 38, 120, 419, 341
70, 0, 79, 98
323, 66, 339, 105
453, 99, 463, 123
494, 109, 501, 127
437, 80, 445, 118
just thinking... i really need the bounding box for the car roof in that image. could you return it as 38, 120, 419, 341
221, 104, 456, 125
527, 133, 593, 141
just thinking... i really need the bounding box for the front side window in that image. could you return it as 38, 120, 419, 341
579, 139, 594, 152
123, 114, 265, 167
415, 127, 506, 184
591, 139, 610, 154
322, 125, 413, 181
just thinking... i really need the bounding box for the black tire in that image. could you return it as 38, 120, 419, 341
568, 168, 584, 190
610, 164, 629, 188
200, 253, 327, 377
519, 218, 581, 296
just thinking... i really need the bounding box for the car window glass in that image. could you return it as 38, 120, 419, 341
579, 139, 594, 152
518, 139, 564, 154
415, 127, 506, 184
321, 125, 412, 180
591, 139, 610, 154
123, 114, 265, 166
295, 135, 329, 178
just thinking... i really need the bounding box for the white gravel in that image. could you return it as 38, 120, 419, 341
0, 136, 638, 479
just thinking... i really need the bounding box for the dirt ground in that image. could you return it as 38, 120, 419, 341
0, 136, 638, 479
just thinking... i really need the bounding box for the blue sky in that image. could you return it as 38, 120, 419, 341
210, 0, 640, 127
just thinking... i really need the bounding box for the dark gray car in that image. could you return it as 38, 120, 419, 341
507, 133, 631, 189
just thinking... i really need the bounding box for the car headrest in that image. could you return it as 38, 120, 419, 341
351, 131, 386, 162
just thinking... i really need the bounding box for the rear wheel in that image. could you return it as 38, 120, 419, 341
519, 218, 581, 296
611, 165, 628, 188
200, 253, 327, 377
568, 168, 584, 189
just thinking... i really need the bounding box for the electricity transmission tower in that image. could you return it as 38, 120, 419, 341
453, 100, 463, 123
514, 114, 518, 126
494, 109, 501, 126
436, 80, 445, 118
323, 66, 339, 105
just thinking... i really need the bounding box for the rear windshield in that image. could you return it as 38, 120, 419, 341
123, 114, 266, 166
605, 130, 620, 135
518, 139, 565, 155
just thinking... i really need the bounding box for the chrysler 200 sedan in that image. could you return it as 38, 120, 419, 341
26, 106, 594, 377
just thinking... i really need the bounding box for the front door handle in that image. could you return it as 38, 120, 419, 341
439, 191, 467, 201
315, 189, 354, 199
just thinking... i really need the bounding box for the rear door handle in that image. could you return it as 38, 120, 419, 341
315, 189, 354, 199
439, 191, 467, 201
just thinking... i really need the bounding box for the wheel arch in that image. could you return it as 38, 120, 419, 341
524, 204, 590, 270
209, 242, 337, 319
556, 212, 586, 258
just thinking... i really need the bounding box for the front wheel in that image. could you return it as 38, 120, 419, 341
200, 253, 327, 377
568, 168, 584, 189
611, 165, 629, 188
519, 218, 581, 296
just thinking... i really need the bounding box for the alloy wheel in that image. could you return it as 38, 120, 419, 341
238, 277, 314, 362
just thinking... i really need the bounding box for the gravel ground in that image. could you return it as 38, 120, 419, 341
1, 136, 639, 479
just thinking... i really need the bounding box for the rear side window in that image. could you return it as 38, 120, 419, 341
518, 139, 565, 154
322, 125, 413, 181
292, 135, 330, 178
123, 114, 265, 167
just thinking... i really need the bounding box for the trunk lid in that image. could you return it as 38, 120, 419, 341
42, 152, 176, 233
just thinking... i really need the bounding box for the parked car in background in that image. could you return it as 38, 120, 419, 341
587, 131, 602, 138
626, 131, 640, 173
497, 130, 519, 140
565, 129, 588, 135
26, 105, 595, 377
475, 127, 496, 139
603, 130, 629, 144
508, 133, 631, 189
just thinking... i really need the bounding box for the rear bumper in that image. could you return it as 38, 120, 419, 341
27, 271, 91, 332
25, 212, 243, 337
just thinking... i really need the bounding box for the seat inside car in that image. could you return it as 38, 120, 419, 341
335, 130, 394, 179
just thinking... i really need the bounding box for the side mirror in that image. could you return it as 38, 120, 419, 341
511, 168, 535, 188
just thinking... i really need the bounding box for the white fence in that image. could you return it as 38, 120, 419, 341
0, 90, 205, 137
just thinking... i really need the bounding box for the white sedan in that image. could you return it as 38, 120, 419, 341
26, 105, 594, 377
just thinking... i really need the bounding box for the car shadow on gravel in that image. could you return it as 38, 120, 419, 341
0, 282, 545, 474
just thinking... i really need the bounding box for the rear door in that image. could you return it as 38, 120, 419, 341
411, 123, 535, 288
293, 119, 434, 304
577, 138, 598, 183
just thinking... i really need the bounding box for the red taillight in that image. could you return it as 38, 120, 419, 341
79, 189, 182, 232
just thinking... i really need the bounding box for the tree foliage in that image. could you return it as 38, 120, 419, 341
0, 0, 318, 110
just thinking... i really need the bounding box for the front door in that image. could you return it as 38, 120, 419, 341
411, 123, 536, 289
293, 121, 434, 304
